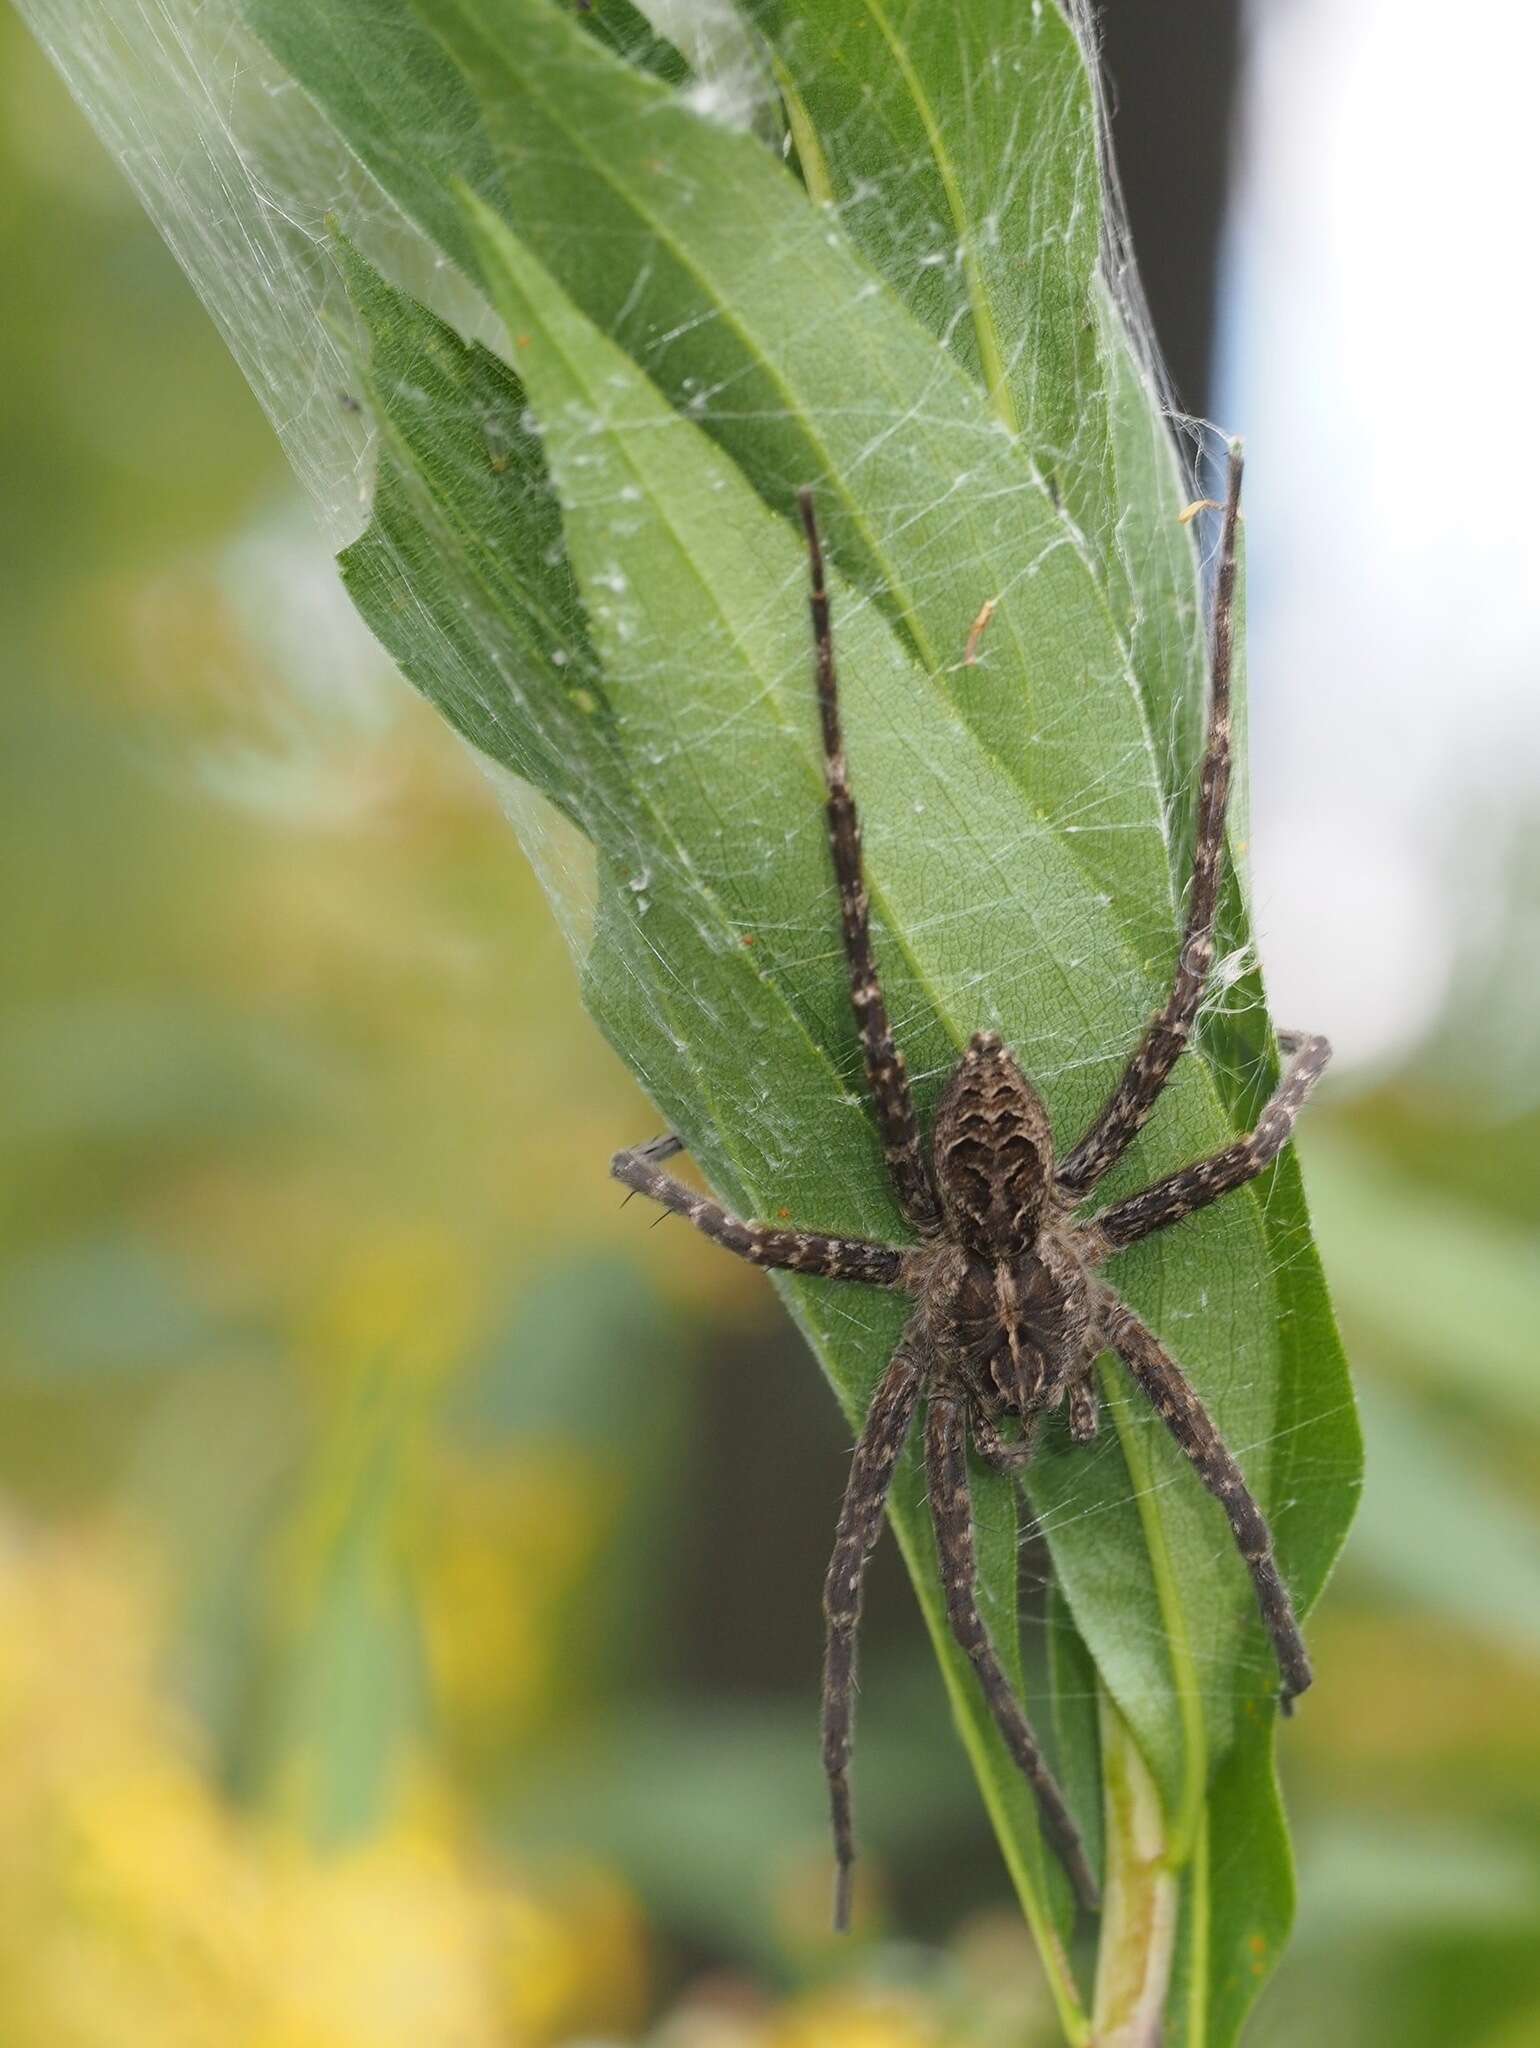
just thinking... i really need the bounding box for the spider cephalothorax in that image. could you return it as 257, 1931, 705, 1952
613, 450, 1329, 1930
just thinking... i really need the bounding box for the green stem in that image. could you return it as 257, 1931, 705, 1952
771, 53, 836, 206
1091, 1692, 1180, 2047
1183, 1803, 1212, 2048
858, 0, 1020, 433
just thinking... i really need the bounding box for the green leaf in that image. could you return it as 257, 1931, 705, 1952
745, 0, 1112, 516
754, 3, 1209, 832
571, 0, 690, 85
1047, 1587, 1106, 1883
249, 0, 1174, 939
332, 238, 621, 831
240, 0, 504, 284
1181, 1718, 1294, 2048
241, 4, 1359, 2035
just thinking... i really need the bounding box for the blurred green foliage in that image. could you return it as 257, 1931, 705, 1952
2, 9, 1538, 2044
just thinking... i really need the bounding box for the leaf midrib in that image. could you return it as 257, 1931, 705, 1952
856, 0, 1021, 433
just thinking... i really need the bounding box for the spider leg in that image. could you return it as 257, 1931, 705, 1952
1067, 1373, 1100, 1444
1056, 446, 1245, 1203
969, 1398, 1039, 1474
1087, 1031, 1331, 1255
821, 1333, 927, 1932
1102, 1297, 1313, 1707
611, 1137, 907, 1287
925, 1398, 1101, 1913
799, 491, 943, 1238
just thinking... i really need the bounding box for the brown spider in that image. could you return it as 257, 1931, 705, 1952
612, 448, 1330, 1931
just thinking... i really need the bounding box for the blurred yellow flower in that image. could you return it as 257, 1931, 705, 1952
497, 1863, 649, 2041
764, 1988, 942, 2048
303, 1227, 481, 1401
423, 1444, 614, 1755
0, 1519, 648, 2048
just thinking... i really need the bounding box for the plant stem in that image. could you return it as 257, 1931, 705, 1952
1090, 1692, 1180, 2047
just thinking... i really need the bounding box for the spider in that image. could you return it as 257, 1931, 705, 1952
612, 447, 1330, 1930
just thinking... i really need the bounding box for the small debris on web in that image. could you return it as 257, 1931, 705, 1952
963, 596, 999, 666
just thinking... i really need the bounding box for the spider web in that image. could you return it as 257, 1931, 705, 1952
16, 0, 1359, 2027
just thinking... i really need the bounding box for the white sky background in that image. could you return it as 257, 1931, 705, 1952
1223, 0, 1540, 1074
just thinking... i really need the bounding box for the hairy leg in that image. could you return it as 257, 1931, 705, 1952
1067, 1373, 1100, 1444
822, 1336, 927, 1931
1056, 447, 1244, 1202
969, 1399, 1039, 1474
612, 1136, 906, 1287
1087, 1031, 1331, 1255
926, 1398, 1101, 1912
1104, 1297, 1313, 1706
799, 491, 942, 1236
